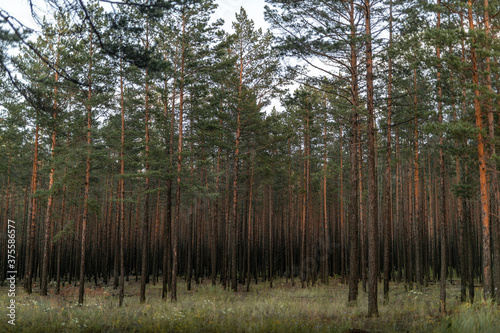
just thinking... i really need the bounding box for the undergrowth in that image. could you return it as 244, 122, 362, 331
1, 278, 498, 332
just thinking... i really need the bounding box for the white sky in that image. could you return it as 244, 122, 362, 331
1, 0, 39, 31
0, 0, 269, 33
213, 0, 269, 32
1, 0, 282, 111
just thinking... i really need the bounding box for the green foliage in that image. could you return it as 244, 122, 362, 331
437, 299, 500, 333
52, 219, 75, 244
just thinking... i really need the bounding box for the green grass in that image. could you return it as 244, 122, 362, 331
1, 278, 499, 332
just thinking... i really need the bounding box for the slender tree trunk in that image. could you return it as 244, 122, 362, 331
1, 156, 11, 285
483, 0, 500, 302
413, 67, 422, 288
172, 13, 186, 302
288, 139, 295, 286
322, 97, 329, 284
348, 0, 359, 303
459, 11, 474, 303
365, 0, 378, 317
79, 32, 93, 305
340, 127, 345, 283
465, 195, 475, 303
450, 65, 466, 301
231, 33, 246, 292
231, 110, 241, 292
396, 128, 402, 282
41, 42, 60, 295
162, 47, 177, 299
437, 1, 447, 313
269, 184, 274, 287
140, 24, 150, 304
25, 123, 38, 294
56, 133, 70, 295
187, 201, 193, 290
187, 136, 195, 291
119, 56, 126, 307
467, 0, 492, 301
246, 147, 255, 292
300, 141, 306, 288
212, 114, 222, 286
359, 125, 366, 292
383, 0, 393, 301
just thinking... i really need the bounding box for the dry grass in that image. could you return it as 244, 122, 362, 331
1, 277, 499, 332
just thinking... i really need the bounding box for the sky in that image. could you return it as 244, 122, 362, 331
1, 0, 281, 111
213, 0, 269, 32
1, 0, 40, 31
1, 0, 270, 33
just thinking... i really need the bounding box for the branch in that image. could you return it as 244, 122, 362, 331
0, 9, 83, 86
98, 0, 174, 8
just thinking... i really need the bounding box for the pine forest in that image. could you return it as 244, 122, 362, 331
1, 0, 500, 331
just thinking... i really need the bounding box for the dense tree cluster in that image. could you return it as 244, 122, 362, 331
0, 0, 499, 316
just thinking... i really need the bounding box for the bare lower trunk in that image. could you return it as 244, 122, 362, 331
162, 48, 176, 300
365, 0, 378, 317
467, 1, 491, 300
348, 1, 359, 302
78, 33, 93, 306
483, 0, 500, 301
383, 0, 393, 301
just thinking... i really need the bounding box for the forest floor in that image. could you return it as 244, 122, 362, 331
1, 277, 499, 332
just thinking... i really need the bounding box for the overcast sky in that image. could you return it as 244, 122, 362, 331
1, 0, 269, 33
1, 0, 281, 110
213, 0, 269, 32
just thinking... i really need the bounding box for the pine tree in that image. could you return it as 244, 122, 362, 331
227, 7, 281, 292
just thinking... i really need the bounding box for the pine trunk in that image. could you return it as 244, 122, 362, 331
365, 0, 378, 317
79, 33, 93, 305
